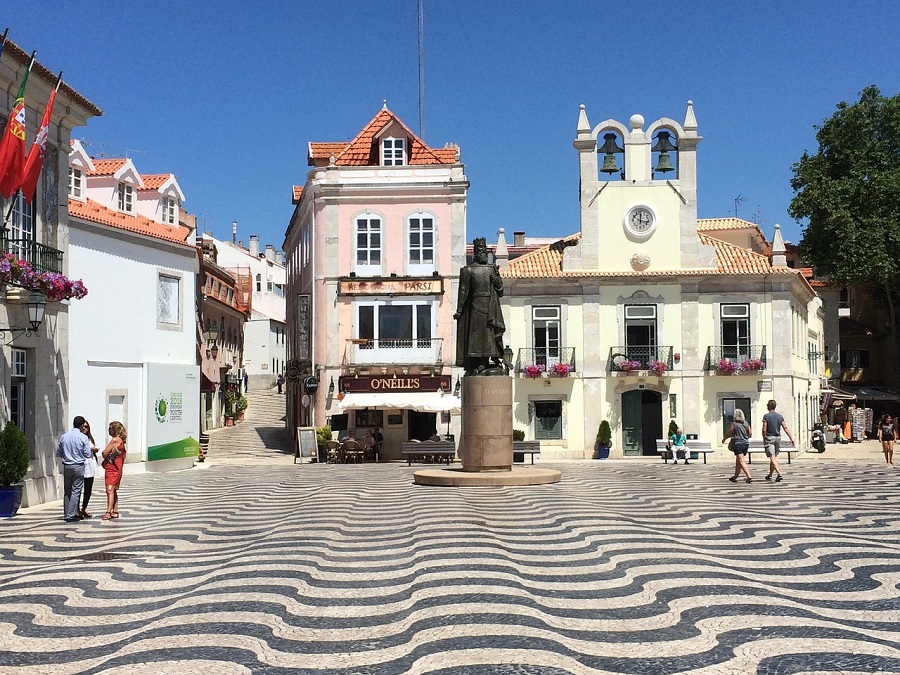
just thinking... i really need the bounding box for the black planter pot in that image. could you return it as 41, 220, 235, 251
0, 484, 24, 517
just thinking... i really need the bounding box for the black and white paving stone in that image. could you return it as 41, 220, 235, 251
1, 461, 899, 674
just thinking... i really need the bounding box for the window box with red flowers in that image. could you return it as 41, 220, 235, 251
740, 358, 765, 372
0, 253, 88, 302
649, 360, 668, 376
716, 359, 738, 375
523, 363, 546, 379
617, 359, 643, 373
551, 362, 573, 377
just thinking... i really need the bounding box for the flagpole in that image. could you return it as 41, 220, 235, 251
0, 51, 37, 231
0, 28, 9, 58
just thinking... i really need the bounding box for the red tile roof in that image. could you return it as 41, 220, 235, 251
308, 107, 458, 167
504, 232, 798, 279
87, 159, 127, 176
292, 185, 303, 203
139, 173, 174, 190
68, 199, 194, 247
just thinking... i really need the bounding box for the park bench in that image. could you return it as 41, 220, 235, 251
747, 439, 798, 464
401, 440, 457, 466
513, 440, 541, 464
655, 439, 715, 464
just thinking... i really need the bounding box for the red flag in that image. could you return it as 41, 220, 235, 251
20, 79, 60, 204
0, 56, 34, 198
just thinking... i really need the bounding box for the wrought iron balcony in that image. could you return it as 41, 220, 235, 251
343, 337, 444, 366
609, 346, 674, 373
1, 236, 63, 274
512, 347, 577, 376
705, 345, 767, 374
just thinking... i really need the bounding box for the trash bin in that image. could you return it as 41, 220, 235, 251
686, 433, 699, 460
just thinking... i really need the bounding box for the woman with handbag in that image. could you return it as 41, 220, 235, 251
78, 421, 99, 518
723, 409, 753, 483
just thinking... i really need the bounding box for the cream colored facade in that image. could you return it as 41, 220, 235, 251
502, 103, 823, 460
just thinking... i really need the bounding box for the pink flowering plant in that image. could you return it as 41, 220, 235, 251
649, 360, 668, 376
740, 358, 765, 372
524, 363, 546, 379
552, 362, 573, 377
617, 359, 643, 373
0, 253, 88, 301
717, 358, 737, 374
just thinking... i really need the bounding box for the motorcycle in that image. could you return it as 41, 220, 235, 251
810, 424, 826, 453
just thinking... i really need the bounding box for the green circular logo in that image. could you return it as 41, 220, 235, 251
155, 396, 168, 423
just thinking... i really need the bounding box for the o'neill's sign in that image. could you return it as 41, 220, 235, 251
339, 375, 451, 393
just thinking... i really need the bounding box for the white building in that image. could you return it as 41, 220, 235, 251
211, 232, 286, 390
67, 141, 200, 471
500, 103, 823, 459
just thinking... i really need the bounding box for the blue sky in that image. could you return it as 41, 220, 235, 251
14, 1, 900, 252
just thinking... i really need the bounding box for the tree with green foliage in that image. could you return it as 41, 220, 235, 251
790, 86, 900, 379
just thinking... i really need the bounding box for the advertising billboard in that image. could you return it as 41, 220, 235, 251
147, 363, 200, 461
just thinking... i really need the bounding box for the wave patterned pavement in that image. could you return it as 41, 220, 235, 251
1, 460, 899, 674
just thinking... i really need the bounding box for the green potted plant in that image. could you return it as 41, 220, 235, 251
0, 422, 30, 517
595, 420, 612, 459
235, 394, 248, 420
316, 426, 333, 463
224, 389, 238, 426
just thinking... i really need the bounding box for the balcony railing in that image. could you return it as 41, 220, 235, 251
1, 236, 63, 274
705, 345, 767, 374
513, 347, 576, 376
609, 346, 674, 372
343, 337, 443, 366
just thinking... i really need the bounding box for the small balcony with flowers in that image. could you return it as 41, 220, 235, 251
512, 347, 577, 379
609, 346, 674, 376
705, 345, 767, 375
0, 232, 87, 303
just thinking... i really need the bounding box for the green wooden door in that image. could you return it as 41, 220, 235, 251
622, 390, 642, 456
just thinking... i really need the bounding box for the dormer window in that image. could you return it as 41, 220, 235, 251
382, 137, 406, 166
118, 182, 134, 214
68, 168, 83, 199
162, 197, 177, 225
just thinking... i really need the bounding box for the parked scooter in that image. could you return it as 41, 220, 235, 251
810, 424, 827, 453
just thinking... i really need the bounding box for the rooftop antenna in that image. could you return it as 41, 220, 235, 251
232, 220, 237, 244
124, 148, 144, 158
733, 194, 746, 219
417, 0, 425, 138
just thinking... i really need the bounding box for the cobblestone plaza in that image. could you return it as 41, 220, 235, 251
2, 446, 899, 674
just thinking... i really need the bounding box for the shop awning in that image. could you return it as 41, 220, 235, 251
821, 387, 857, 400
841, 386, 900, 402
338, 392, 461, 413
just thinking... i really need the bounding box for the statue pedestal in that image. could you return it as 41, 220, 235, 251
459, 375, 512, 471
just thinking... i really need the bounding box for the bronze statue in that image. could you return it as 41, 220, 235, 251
454, 237, 506, 375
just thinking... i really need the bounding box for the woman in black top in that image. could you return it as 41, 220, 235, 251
877, 414, 894, 466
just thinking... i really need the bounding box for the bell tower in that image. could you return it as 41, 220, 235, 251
564, 102, 708, 273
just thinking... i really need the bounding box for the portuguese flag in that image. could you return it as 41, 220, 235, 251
0, 53, 35, 199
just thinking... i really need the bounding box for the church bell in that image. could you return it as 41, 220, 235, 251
599, 133, 623, 174
652, 131, 676, 173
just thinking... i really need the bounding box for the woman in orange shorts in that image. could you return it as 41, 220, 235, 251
101, 421, 127, 520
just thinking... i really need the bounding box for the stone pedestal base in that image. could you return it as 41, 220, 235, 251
459, 375, 513, 471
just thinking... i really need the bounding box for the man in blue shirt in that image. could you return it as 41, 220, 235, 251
56, 416, 92, 522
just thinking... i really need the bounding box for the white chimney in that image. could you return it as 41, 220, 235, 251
275, 250, 284, 266
249, 235, 260, 257
265, 244, 276, 263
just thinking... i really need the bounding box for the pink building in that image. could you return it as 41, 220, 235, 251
284, 105, 468, 460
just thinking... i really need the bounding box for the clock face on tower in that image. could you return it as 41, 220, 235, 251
624, 205, 656, 239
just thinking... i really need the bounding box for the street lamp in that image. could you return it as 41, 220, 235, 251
328, 377, 335, 394
0, 292, 47, 344
205, 321, 220, 348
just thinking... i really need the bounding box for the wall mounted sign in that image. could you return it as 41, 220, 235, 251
338, 277, 443, 296
339, 375, 451, 393
296, 294, 310, 360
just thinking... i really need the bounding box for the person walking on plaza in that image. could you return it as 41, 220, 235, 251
277, 373, 285, 394
79, 421, 100, 519
723, 409, 753, 483
56, 416, 93, 522
101, 421, 127, 520
762, 400, 795, 482
877, 414, 894, 466
668, 426, 690, 465
373, 427, 384, 462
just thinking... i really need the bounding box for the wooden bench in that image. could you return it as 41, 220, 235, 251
513, 440, 541, 464
401, 441, 457, 466
747, 439, 798, 464
655, 439, 715, 464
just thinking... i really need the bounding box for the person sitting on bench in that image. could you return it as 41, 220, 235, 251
669, 426, 690, 465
